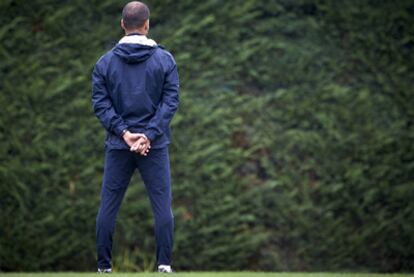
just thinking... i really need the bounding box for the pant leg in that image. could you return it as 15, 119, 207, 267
96, 149, 136, 269
135, 147, 174, 265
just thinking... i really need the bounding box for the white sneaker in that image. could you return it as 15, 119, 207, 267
158, 265, 174, 273
97, 268, 112, 273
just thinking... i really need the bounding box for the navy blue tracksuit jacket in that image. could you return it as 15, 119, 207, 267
92, 35, 179, 269
92, 36, 179, 149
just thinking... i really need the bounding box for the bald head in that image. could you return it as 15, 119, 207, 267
122, 1, 150, 31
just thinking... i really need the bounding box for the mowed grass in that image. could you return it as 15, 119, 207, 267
2, 273, 414, 277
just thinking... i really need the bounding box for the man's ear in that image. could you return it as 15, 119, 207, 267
121, 19, 126, 30
144, 19, 150, 32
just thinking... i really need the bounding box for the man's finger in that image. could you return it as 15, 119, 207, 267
139, 143, 150, 156
139, 145, 148, 155
130, 141, 139, 151
130, 139, 148, 154
130, 142, 142, 152
129, 133, 146, 140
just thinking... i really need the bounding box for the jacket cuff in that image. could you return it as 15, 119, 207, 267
114, 123, 129, 138
144, 129, 157, 142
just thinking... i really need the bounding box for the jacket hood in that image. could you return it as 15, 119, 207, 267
113, 35, 158, 64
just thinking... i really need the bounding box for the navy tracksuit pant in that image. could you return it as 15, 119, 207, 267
96, 147, 174, 269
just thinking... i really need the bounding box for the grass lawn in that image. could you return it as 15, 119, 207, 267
2, 273, 414, 277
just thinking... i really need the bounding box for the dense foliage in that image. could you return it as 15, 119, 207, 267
0, 0, 413, 272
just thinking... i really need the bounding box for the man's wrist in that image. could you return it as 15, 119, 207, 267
122, 129, 129, 139
141, 133, 148, 141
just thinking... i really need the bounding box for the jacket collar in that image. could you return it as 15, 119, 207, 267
118, 35, 157, 47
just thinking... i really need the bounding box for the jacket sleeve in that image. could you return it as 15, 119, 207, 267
92, 62, 129, 137
144, 59, 180, 142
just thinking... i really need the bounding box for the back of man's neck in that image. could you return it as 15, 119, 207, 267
125, 30, 147, 36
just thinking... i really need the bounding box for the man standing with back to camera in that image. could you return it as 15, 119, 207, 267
91, 1, 179, 273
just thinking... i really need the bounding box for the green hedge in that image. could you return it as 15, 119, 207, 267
0, 0, 413, 272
